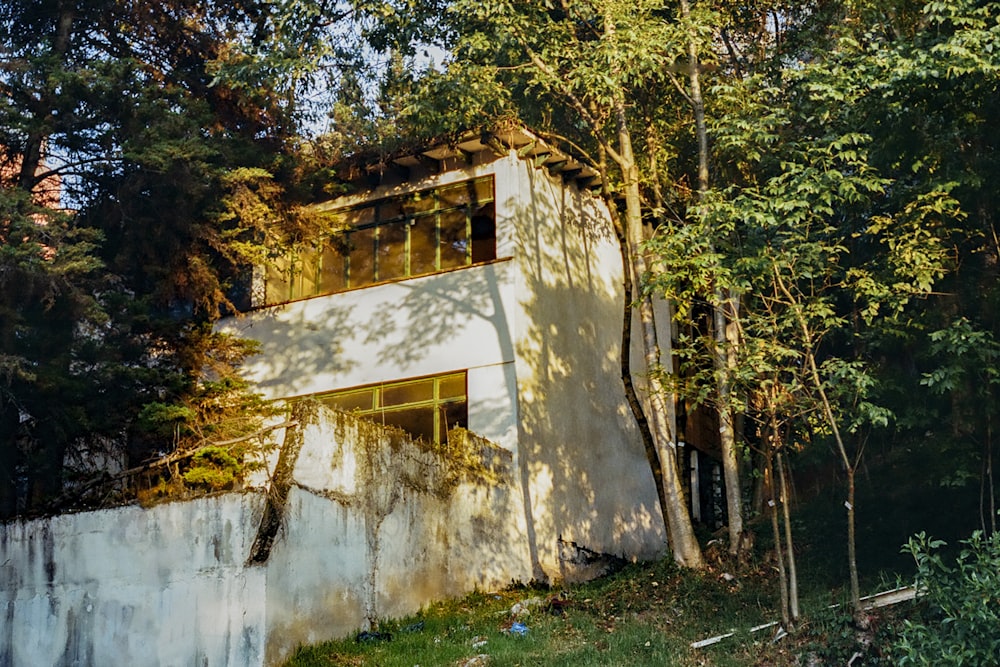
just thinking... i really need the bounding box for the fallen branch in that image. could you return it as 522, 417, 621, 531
123, 419, 298, 478
47, 420, 297, 510
690, 585, 919, 649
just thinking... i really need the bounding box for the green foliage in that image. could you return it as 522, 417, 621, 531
136, 403, 197, 439
0, 0, 329, 515
182, 446, 241, 491
921, 318, 1000, 395
894, 529, 1000, 665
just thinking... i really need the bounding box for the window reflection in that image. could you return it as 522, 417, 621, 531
347, 227, 375, 287
378, 221, 408, 281
409, 217, 437, 275
438, 208, 468, 270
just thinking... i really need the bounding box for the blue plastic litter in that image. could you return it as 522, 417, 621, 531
508, 621, 529, 636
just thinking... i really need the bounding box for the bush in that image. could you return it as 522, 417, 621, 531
893, 528, 1000, 665
182, 446, 241, 490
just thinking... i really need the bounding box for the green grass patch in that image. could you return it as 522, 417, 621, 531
284, 555, 795, 667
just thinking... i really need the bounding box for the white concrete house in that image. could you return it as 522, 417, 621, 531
0, 129, 682, 667
221, 126, 668, 580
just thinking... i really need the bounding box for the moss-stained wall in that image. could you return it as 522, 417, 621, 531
262, 404, 525, 665
0, 407, 522, 667
0, 495, 268, 667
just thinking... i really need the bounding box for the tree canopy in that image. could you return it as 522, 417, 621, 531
0, 0, 389, 515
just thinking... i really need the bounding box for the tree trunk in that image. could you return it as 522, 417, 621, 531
777, 449, 799, 624
613, 210, 669, 523
614, 100, 703, 569
775, 266, 863, 619
679, 0, 744, 556
765, 445, 790, 630
714, 295, 744, 555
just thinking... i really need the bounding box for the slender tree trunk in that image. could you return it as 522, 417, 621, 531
809, 347, 862, 620
765, 443, 790, 630
777, 449, 799, 624
602, 6, 702, 568
714, 296, 744, 555
613, 97, 703, 569
679, 0, 744, 556
775, 266, 862, 619
609, 196, 669, 523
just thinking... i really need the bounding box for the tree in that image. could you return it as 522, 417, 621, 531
643, 0, 997, 620
410, 0, 711, 567
0, 0, 315, 514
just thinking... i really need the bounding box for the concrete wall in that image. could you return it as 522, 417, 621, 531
0, 495, 268, 667
0, 407, 524, 667
260, 405, 528, 666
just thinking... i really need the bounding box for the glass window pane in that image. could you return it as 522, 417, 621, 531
296, 245, 320, 298
378, 198, 406, 223
472, 178, 494, 203
403, 190, 435, 215
470, 202, 496, 264
438, 182, 473, 210
438, 374, 466, 400
439, 209, 468, 270
342, 205, 375, 227
381, 379, 434, 407
319, 242, 347, 293
313, 371, 467, 444
379, 406, 435, 442
377, 221, 408, 282
347, 227, 375, 287
322, 388, 375, 413
441, 402, 468, 442
409, 217, 437, 275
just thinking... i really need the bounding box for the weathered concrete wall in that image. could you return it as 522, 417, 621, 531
0, 495, 267, 667
0, 408, 524, 667
260, 405, 527, 666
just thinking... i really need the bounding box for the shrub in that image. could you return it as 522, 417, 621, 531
182, 446, 241, 490
893, 528, 1000, 665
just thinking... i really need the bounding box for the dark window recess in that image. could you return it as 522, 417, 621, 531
265, 176, 496, 304
316, 372, 468, 445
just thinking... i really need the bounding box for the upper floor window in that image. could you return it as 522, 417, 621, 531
265, 176, 496, 305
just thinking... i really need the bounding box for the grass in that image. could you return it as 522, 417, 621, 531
283, 545, 858, 667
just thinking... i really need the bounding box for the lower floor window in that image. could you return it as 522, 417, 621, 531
316, 372, 467, 445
